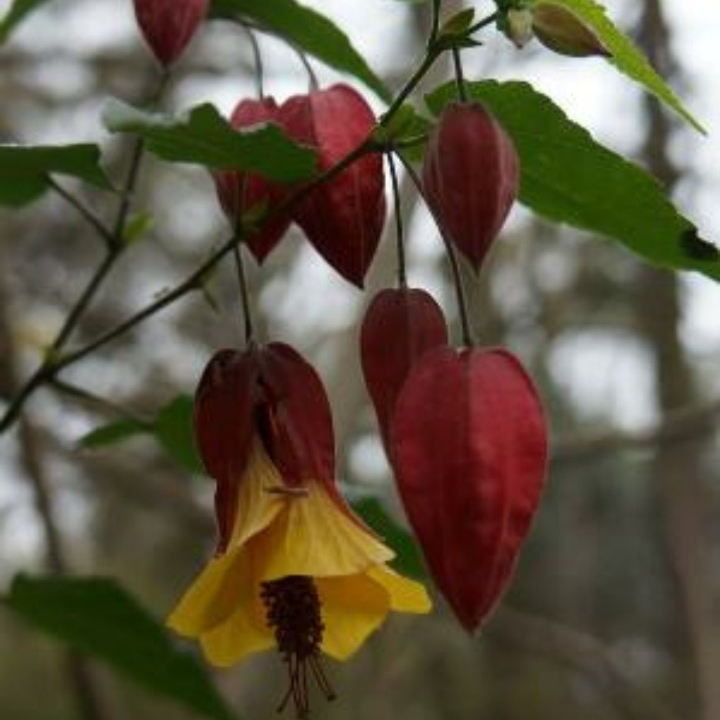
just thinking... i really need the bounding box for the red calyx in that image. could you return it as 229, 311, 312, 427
213, 98, 292, 262
193, 342, 337, 553
391, 347, 547, 630
360, 287, 448, 454
423, 101, 519, 272
133, 0, 209, 67
280, 84, 386, 287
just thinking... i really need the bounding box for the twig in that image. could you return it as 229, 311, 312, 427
46, 177, 116, 247
51, 378, 149, 424
0, 141, 371, 433
52, 247, 121, 350
0, 72, 175, 433
466, 11, 499, 36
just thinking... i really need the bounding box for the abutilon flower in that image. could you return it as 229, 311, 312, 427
391, 346, 547, 631
214, 84, 385, 286
281, 84, 386, 287
133, 0, 209, 67
423, 101, 519, 272
213, 98, 292, 262
531, 3, 611, 58
168, 343, 430, 717
360, 287, 448, 454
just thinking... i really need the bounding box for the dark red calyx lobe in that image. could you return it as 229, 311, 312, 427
193, 343, 337, 553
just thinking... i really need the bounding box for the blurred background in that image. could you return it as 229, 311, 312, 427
2, 0, 720, 718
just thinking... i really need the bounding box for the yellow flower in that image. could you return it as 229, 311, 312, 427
168, 437, 430, 714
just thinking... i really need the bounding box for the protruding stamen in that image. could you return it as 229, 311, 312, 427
261, 576, 335, 718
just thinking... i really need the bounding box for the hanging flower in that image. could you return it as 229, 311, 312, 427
133, 0, 209, 67
168, 343, 430, 717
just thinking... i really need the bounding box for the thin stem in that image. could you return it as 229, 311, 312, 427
47, 177, 115, 247
233, 243, 254, 343
381, 49, 441, 126
238, 18, 318, 91
294, 45, 319, 91
466, 11, 499, 36
51, 378, 149, 424
52, 248, 120, 351
396, 151, 474, 346
430, 0, 442, 44
452, 45, 467, 101
242, 24, 265, 98
111, 136, 145, 243
387, 151, 407, 288
110, 70, 169, 243
444, 239, 473, 347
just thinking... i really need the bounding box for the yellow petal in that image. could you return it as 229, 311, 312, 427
228, 439, 285, 548
252, 483, 394, 580
167, 551, 247, 637
316, 574, 390, 660
200, 602, 274, 667
367, 566, 432, 614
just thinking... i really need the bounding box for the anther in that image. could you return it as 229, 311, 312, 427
261, 576, 335, 718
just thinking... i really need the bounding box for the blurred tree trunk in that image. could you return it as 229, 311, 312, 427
635, 4, 720, 719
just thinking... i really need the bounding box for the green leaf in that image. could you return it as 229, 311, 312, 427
77, 419, 149, 449
376, 104, 431, 163
77, 395, 202, 473
5, 575, 236, 720
528, 0, 704, 133
0, 144, 112, 207
103, 100, 317, 183
210, 0, 389, 102
426, 81, 720, 281
154, 395, 203, 474
439, 8, 476, 38
0, 0, 50, 42
353, 498, 426, 580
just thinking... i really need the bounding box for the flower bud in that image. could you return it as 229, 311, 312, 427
280, 84, 386, 287
423, 101, 519, 272
532, 2, 610, 58
391, 347, 548, 630
133, 0, 208, 67
502, 7, 534, 49
213, 97, 291, 262
360, 288, 448, 454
